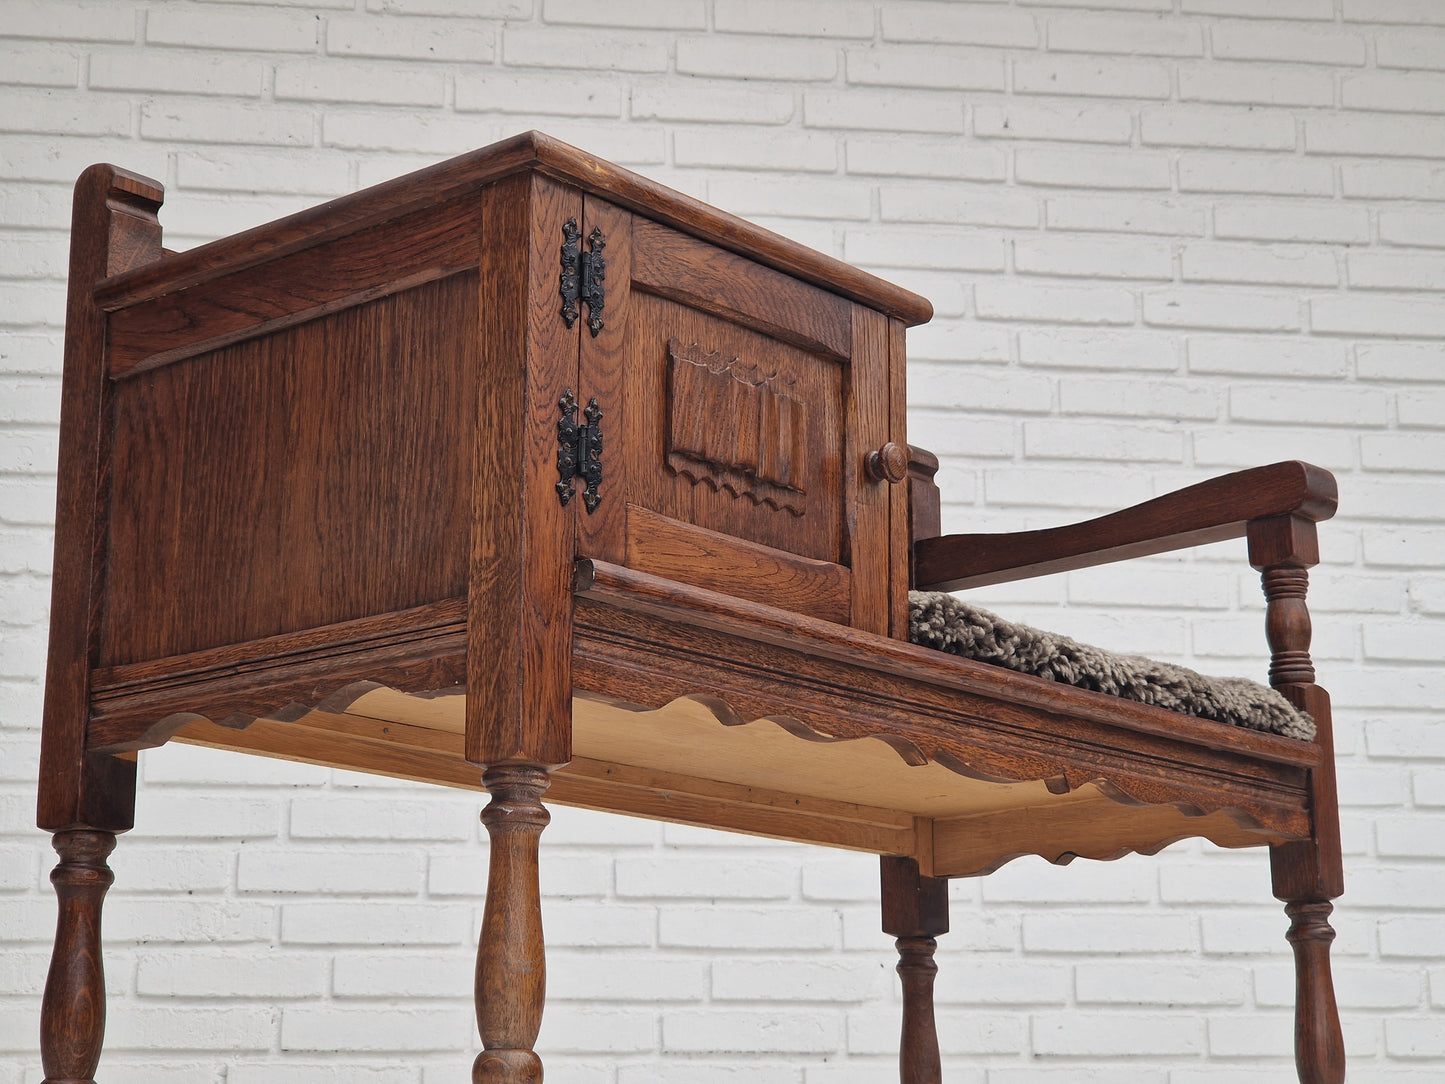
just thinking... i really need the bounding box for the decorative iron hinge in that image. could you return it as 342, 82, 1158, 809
559, 218, 606, 337
556, 388, 603, 513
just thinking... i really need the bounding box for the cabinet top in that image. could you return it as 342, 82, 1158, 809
94, 130, 933, 327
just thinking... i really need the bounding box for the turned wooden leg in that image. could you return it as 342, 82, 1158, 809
474, 764, 550, 1084
1282, 897, 1346, 1084
1249, 517, 1346, 1084
896, 935, 942, 1084
40, 830, 117, 1084
882, 855, 948, 1084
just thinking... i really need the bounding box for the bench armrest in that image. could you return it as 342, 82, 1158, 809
913, 460, 1337, 592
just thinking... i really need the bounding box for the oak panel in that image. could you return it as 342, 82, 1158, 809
106, 200, 482, 377
625, 290, 845, 564
623, 505, 851, 624
101, 273, 478, 666
631, 217, 852, 360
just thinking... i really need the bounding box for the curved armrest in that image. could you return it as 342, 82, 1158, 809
913, 461, 1337, 592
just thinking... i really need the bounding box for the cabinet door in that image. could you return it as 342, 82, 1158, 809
577, 204, 894, 634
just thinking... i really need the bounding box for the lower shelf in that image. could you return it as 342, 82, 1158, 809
170, 682, 1290, 878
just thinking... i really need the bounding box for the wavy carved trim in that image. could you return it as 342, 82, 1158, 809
87, 598, 467, 754
138, 673, 1288, 868
95, 646, 1300, 875
606, 693, 1273, 813
565, 692, 1288, 876
84, 581, 1312, 872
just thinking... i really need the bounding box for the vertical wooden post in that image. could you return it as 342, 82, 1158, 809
1248, 514, 1345, 1084
467, 172, 579, 773
468, 172, 578, 1084
37, 165, 161, 1084
40, 830, 117, 1084
881, 855, 949, 1084
906, 445, 942, 555
1283, 899, 1345, 1084
474, 765, 551, 1084
39, 165, 161, 835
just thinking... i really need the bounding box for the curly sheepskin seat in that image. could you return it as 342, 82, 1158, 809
909, 592, 1315, 742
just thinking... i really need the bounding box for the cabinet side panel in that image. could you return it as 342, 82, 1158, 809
101, 273, 479, 666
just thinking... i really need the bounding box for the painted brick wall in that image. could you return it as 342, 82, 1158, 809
3, 0, 1444, 1079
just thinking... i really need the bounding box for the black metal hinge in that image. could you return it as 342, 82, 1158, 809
559, 218, 606, 337
556, 388, 603, 513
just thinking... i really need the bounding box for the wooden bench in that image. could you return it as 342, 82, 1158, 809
38, 131, 1343, 1084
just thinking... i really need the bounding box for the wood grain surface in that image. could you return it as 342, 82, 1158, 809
623, 505, 852, 624
102, 273, 478, 666
624, 281, 845, 565
915, 460, 1338, 591
574, 194, 632, 565
1247, 514, 1346, 1083
848, 303, 893, 635
95, 131, 932, 327
466, 172, 577, 768
574, 559, 1321, 769
40, 830, 117, 1084
83, 560, 1316, 870
881, 857, 947, 1084
631, 217, 853, 360
107, 200, 483, 377
475, 765, 550, 1083
38, 164, 159, 831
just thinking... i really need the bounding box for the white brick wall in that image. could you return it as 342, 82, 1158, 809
2, 0, 1443, 1078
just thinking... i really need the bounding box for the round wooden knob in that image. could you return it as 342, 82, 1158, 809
866, 442, 909, 484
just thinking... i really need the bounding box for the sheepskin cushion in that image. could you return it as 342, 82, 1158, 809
908, 592, 1315, 741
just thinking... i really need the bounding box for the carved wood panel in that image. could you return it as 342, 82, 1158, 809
624, 289, 842, 563
665, 337, 810, 515
581, 208, 903, 627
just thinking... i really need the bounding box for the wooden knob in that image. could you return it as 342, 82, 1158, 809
866, 442, 909, 484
